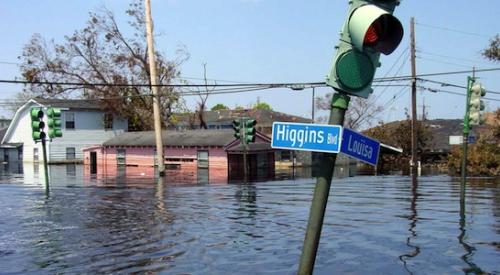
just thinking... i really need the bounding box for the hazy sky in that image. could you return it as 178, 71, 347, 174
0, 0, 499, 124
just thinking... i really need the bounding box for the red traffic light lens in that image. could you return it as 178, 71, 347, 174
364, 22, 381, 46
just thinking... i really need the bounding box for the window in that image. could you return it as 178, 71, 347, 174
197, 150, 209, 169
281, 150, 291, 161
65, 113, 75, 129
104, 113, 113, 130
66, 147, 76, 160
33, 148, 39, 162
117, 149, 126, 165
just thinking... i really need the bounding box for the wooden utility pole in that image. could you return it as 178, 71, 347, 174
410, 17, 418, 176
145, 0, 165, 176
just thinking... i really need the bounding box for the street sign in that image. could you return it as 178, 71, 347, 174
271, 122, 342, 153
340, 128, 380, 166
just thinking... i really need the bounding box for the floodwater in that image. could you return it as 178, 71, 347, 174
0, 164, 499, 274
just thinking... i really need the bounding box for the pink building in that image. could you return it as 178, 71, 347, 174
83, 129, 275, 183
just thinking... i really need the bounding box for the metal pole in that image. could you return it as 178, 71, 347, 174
410, 17, 418, 176
41, 139, 49, 193
312, 87, 316, 123
145, 0, 165, 176
298, 93, 350, 275
461, 75, 474, 192
242, 118, 249, 182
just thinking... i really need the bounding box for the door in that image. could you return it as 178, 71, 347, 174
90, 152, 97, 174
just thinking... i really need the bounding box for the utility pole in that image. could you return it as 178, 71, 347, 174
311, 87, 316, 123
145, 0, 165, 176
410, 17, 418, 176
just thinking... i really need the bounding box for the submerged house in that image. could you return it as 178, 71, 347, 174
1, 98, 128, 164
83, 129, 275, 182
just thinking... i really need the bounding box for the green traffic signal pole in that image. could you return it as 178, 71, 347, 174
460, 76, 474, 199
298, 93, 350, 275
41, 138, 50, 193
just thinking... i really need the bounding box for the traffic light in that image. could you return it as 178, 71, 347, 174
244, 119, 257, 143
30, 107, 46, 141
469, 82, 486, 125
47, 107, 63, 138
326, 0, 404, 98
232, 119, 242, 139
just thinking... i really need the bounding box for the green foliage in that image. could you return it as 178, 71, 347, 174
448, 110, 500, 176
482, 35, 500, 62
211, 103, 229, 111
252, 102, 272, 111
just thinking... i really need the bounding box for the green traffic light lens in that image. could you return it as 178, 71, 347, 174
335, 50, 375, 91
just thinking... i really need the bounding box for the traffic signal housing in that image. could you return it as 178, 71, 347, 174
244, 119, 257, 143
232, 119, 242, 139
469, 83, 486, 125
47, 107, 63, 138
326, 0, 404, 98
30, 108, 46, 141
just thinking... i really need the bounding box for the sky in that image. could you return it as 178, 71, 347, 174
0, 0, 499, 125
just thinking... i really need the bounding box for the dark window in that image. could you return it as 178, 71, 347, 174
66, 147, 76, 160
117, 149, 126, 165
65, 113, 75, 129
104, 113, 113, 130
281, 150, 291, 161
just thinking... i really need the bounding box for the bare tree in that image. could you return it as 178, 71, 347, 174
194, 63, 215, 129
316, 94, 383, 130
19, 0, 189, 131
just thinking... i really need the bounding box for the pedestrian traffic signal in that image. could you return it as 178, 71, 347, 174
469, 82, 486, 125
47, 107, 63, 138
232, 119, 242, 139
244, 119, 257, 143
30, 107, 46, 141
326, 0, 404, 98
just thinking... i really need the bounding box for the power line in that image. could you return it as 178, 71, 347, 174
415, 22, 492, 38
419, 86, 500, 102
419, 78, 500, 95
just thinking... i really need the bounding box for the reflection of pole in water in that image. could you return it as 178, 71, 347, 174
458, 186, 484, 274
399, 174, 421, 274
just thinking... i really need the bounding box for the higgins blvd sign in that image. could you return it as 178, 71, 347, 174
271, 122, 342, 153
271, 123, 381, 166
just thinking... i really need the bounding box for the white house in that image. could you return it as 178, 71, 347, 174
1, 98, 128, 163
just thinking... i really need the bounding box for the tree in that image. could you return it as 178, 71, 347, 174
448, 109, 500, 176
211, 103, 229, 111
482, 35, 500, 61
316, 94, 383, 130
252, 98, 273, 111
192, 63, 215, 129
19, 0, 188, 131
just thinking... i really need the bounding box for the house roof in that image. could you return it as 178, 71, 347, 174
103, 129, 237, 147
33, 98, 105, 110
172, 109, 311, 126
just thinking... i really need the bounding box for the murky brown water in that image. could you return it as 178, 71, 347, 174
0, 164, 498, 274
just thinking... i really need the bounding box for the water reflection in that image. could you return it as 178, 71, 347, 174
399, 174, 421, 274
458, 180, 484, 274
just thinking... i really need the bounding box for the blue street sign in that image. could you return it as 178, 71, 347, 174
271, 122, 342, 153
340, 128, 380, 166
468, 136, 476, 144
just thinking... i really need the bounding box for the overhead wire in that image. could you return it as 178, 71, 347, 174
415, 22, 492, 38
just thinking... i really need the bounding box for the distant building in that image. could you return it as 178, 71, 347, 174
83, 129, 275, 182
1, 98, 128, 163
170, 109, 317, 166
